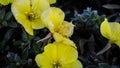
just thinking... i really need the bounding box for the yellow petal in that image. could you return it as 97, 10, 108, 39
11, 0, 33, 35
56, 42, 78, 65
11, 0, 30, 25
35, 53, 53, 68
100, 18, 112, 39
100, 18, 120, 47
61, 60, 83, 68
11, 12, 33, 35
31, 0, 50, 13
31, 19, 45, 29
53, 32, 76, 48
109, 23, 120, 41
44, 43, 57, 63
11, 0, 31, 14
0, 0, 14, 5
109, 23, 120, 46
47, 0, 56, 4
23, 21, 33, 35
57, 21, 74, 37
115, 41, 120, 48
41, 7, 65, 32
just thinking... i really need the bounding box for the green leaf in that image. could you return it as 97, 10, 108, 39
5, 11, 12, 20
0, 8, 5, 20
3, 29, 14, 42
102, 4, 120, 9
98, 63, 111, 68
22, 30, 33, 41
22, 47, 29, 59
1, 21, 8, 26
8, 21, 17, 28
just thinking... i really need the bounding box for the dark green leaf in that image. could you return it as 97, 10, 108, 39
3, 29, 14, 42
103, 4, 120, 9
98, 63, 111, 68
0, 8, 5, 20
22, 47, 29, 59
8, 21, 17, 28
5, 11, 12, 20
1, 21, 8, 26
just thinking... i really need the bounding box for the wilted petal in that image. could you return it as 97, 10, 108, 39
57, 21, 74, 37
53, 32, 76, 48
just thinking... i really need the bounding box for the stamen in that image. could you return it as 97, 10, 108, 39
53, 63, 61, 68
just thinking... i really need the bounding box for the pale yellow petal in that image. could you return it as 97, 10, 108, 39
53, 32, 76, 48
31, 0, 50, 13
47, 0, 56, 4
44, 43, 57, 63
41, 7, 65, 32
100, 18, 112, 40
35, 53, 53, 68
109, 23, 120, 46
61, 60, 83, 68
57, 21, 74, 37
11, 0, 30, 14
31, 19, 45, 29
55, 42, 78, 64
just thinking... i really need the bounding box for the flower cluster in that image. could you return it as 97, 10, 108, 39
0, 0, 83, 68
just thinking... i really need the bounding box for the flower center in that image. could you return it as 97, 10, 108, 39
27, 12, 35, 21
25, 11, 39, 21
53, 63, 61, 68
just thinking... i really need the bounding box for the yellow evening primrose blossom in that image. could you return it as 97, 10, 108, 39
0, 0, 14, 5
11, 0, 50, 35
100, 18, 120, 48
35, 42, 83, 68
41, 7, 65, 33
47, 0, 56, 4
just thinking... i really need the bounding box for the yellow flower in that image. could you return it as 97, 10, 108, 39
56, 21, 74, 37
47, 0, 56, 4
11, 0, 50, 35
41, 7, 65, 33
100, 18, 120, 47
0, 0, 14, 5
41, 7, 74, 37
35, 42, 83, 68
